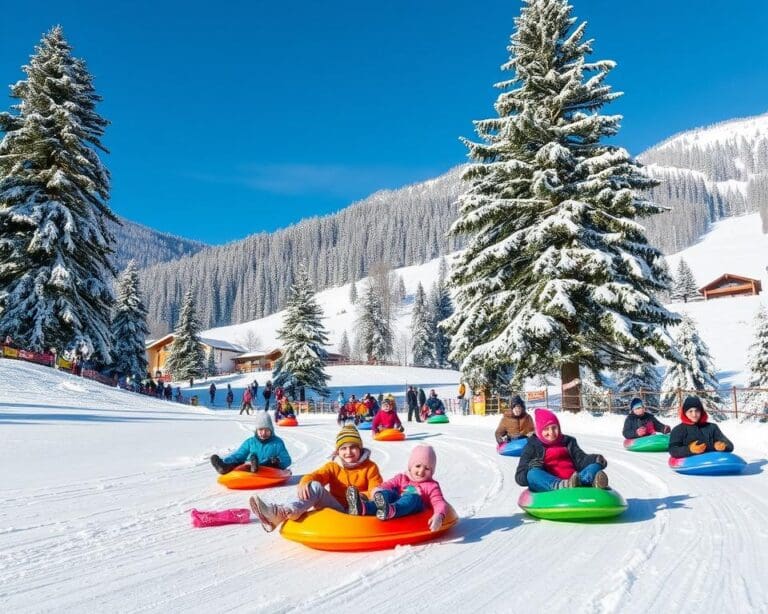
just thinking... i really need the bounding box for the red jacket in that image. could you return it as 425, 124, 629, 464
372, 410, 402, 432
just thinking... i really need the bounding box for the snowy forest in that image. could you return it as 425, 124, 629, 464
135, 117, 768, 335
110, 218, 206, 271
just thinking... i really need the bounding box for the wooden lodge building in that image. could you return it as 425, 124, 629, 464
698, 274, 762, 300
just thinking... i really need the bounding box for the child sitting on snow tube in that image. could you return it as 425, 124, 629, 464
210, 412, 291, 474
250, 426, 383, 532
371, 398, 404, 433
275, 397, 296, 422
669, 396, 734, 458
622, 397, 671, 439
346, 444, 446, 532
515, 408, 609, 491
495, 395, 534, 444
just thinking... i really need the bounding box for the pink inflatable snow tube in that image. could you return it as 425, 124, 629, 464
191, 508, 251, 527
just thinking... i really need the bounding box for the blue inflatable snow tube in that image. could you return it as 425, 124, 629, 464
497, 438, 528, 457
668, 451, 747, 476
357, 421, 373, 430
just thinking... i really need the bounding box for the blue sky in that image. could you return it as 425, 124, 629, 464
2, 0, 768, 244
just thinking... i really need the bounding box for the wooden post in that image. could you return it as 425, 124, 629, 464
732, 386, 738, 420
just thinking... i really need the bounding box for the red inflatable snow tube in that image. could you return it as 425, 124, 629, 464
277, 417, 298, 427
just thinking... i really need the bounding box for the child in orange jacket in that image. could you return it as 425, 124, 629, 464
250, 425, 382, 531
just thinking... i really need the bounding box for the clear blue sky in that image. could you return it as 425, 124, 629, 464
2, 0, 768, 244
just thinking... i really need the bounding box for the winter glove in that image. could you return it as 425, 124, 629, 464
398, 426, 405, 432
636, 426, 647, 437
269, 457, 280, 466
500, 435, 510, 443
663, 426, 671, 434
714, 441, 727, 451
428, 513, 444, 532
689, 441, 707, 454
527, 458, 544, 470
595, 454, 607, 467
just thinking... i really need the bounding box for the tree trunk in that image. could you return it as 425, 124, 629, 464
561, 362, 582, 412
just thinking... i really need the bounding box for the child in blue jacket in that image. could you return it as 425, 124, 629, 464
210, 412, 291, 474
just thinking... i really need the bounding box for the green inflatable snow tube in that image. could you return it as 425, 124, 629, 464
426, 414, 449, 424
518, 487, 627, 521
623, 433, 669, 452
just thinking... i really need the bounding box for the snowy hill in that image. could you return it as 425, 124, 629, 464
1, 359, 767, 612
204, 213, 768, 389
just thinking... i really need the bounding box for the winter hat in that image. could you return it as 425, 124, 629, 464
511, 395, 526, 411
629, 398, 644, 412
253, 412, 274, 433
534, 408, 562, 445
335, 425, 363, 449
680, 396, 709, 425
408, 444, 437, 474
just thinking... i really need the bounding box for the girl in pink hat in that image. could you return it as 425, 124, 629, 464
346, 444, 447, 532
515, 408, 610, 491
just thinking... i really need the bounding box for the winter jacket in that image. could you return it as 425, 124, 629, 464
622, 412, 670, 439
375, 473, 447, 517
418, 389, 427, 407
243, 388, 253, 403
458, 383, 466, 398
263, 386, 273, 400
222, 434, 292, 469
406, 389, 418, 409
495, 413, 535, 443
425, 397, 445, 415
372, 409, 403, 432
515, 436, 606, 487
669, 407, 734, 458
299, 449, 383, 507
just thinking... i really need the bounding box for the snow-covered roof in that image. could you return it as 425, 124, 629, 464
233, 348, 282, 360
144, 334, 247, 353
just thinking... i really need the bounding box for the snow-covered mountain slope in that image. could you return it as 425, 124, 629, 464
2, 359, 767, 612
651, 112, 768, 151
205, 213, 767, 388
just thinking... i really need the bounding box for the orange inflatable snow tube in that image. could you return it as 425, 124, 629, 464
277, 417, 298, 427
279, 505, 458, 551
373, 428, 405, 441
217, 465, 292, 490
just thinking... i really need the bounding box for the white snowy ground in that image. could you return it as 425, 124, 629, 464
2, 360, 767, 613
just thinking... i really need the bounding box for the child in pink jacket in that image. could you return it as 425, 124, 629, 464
346, 444, 447, 532
371, 398, 404, 433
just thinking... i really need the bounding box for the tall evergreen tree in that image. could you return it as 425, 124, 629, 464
746, 305, 768, 419
411, 282, 434, 366
672, 258, 699, 302
272, 265, 330, 399
356, 281, 393, 362
165, 289, 205, 381
206, 348, 217, 377
349, 281, 358, 305
430, 279, 454, 368
0, 26, 117, 360
444, 0, 679, 406
615, 363, 662, 409
661, 315, 721, 412
110, 261, 149, 381
338, 329, 351, 358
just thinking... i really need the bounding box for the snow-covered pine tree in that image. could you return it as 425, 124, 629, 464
338, 329, 351, 358
349, 281, 358, 305
206, 348, 217, 377
411, 282, 435, 366
272, 265, 330, 399
615, 363, 662, 410
430, 279, 454, 368
746, 305, 768, 420
356, 281, 393, 362
672, 258, 699, 302
661, 315, 721, 414
0, 26, 117, 360
444, 0, 679, 407
398, 276, 406, 301
110, 261, 149, 381
164, 289, 206, 382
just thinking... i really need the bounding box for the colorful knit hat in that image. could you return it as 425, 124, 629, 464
534, 407, 562, 445
335, 425, 362, 449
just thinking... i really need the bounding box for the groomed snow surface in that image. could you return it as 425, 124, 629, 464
2, 360, 767, 613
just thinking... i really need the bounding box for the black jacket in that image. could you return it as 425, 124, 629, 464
622, 413, 670, 439
668, 421, 734, 458
515, 435, 606, 487
417, 389, 426, 406
406, 389, 418, 409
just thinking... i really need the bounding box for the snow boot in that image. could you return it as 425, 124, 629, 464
346, 486, 365, 516
373, 491, 395, 520
593, 470, 609, 489
249, 496, 288, 533
210, 454, 237, 475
